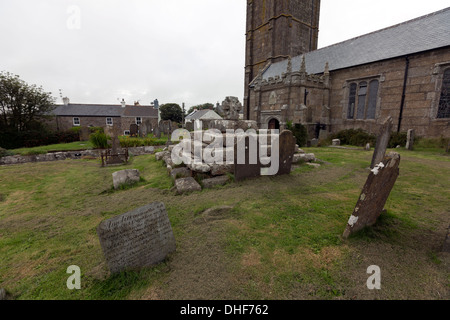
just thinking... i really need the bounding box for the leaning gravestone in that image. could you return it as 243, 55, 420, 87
277, 130, 296, 175
97, 202, 176, 274
343, 152, 400, 239
370, 116, 393, 169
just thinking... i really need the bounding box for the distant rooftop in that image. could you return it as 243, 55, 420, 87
51, 103, 158, 118
261, 7, 450, 80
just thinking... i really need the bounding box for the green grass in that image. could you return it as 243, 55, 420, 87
11, 141, 94, 155
0, 146, 448, 300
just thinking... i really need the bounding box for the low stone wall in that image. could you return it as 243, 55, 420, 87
0, 146, 157, 166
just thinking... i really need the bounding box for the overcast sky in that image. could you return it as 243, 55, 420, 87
0, 0, 448, 109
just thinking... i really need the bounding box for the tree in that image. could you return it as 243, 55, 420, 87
159, 103, 183, 123
187, 103, 214, 115
0, 71, 55, 132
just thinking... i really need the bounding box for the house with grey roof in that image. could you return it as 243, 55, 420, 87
185, 109, 222, 123
50, 98, 159, 136
246, 7, 450, 138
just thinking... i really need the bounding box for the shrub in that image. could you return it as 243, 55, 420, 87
286, 121, 308, 147
89, 131, 109, 149
388, 132, 407, 148
0, 147, 13, 157
330, 129, 376, 147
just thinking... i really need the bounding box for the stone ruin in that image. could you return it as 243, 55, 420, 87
155, 130, 317, 194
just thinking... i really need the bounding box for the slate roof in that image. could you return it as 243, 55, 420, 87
51, 104, 158, 118
122, 105, 158, 118
262, 7, 450, 80
185, 109, 222, 120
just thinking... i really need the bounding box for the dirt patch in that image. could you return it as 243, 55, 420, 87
155, 209, 237, 300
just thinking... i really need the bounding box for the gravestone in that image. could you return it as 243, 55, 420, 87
234, 135, 261, 182
277, 130, 296, 175
311, 138, 318, 147
141, 120, 152, 137
105, 126, 126, 165
370, 116, 393, 169
405, 129, 415, 150
112, 169, 140, 190
343, 152, 400, 239
154, 127, 161, 139
130, 123, 139, 137
80, 127, 90, 141
186, 122, 194, 132
97, 202, 176, 274
332, 139, 341, 146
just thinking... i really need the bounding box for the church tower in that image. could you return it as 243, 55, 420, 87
244, 0, 321, 119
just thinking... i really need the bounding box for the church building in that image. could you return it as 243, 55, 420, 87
244, 1, 450, 138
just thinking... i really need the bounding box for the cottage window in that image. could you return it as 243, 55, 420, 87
106, 117, 113, 126
73, 117, 80, 126
437, 68, 450, 119
347, 79, 379, 120
136, 117, 142, 125
124, 130, 130, 136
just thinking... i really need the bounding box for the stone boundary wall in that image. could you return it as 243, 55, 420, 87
0, 146, 158, 166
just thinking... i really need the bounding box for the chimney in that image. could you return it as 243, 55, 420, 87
121, 99, 126, 108
62, 97, 70, 106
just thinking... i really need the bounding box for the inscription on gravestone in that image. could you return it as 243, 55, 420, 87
97, 202, 176, 273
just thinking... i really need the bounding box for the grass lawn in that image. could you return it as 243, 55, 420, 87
11, 141, 94, 156
0, 147, 448, 300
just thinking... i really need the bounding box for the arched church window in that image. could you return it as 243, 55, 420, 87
356, 82, 368, 119
437, 68, 450, 119
347, 79, 379, 120
347, 83, 357, 119
366, 80, 379, 119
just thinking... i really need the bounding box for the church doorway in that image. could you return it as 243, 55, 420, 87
268, 118, 280, 130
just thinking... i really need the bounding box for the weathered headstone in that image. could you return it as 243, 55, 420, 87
154, 127, 161, 139
97, 202, 176, 273
370, 116, 393, 169
112, 169, 140, 189
277, 130, 296, 175
234, 135, 261, 182
343, 152, 401, 239
365, 143, 371, 151
80, 127, 90, 141
311, 138, 318, 147
175, 177, 202, 194
202, 175, 230, 189
332, 139, 341, 146
405, 129, 415, 150
130, 123, 139, 137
